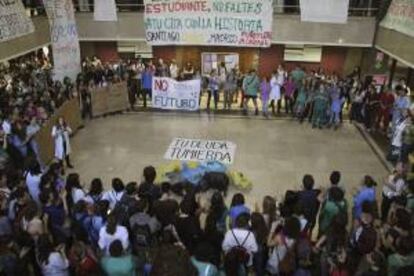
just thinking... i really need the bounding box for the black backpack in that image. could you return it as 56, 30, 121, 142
225, 230, 251, 265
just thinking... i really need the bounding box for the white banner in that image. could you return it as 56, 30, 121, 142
152, 77, 200, 111
94, 0, 118, 21
380, 0, 414, 38
0, 0, 35, 42
164, 138, 237, 164
144, 0, 273, 47
300, 0, 349, 24
44, 0, 81, 82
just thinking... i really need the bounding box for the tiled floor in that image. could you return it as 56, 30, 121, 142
70, 112, 388, 208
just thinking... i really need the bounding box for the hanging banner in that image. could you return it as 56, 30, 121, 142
44, 0, 81, 82
300, 0, 349, 24
0, 0, 35, 42
164, 138, 237, 164
152, 77, 200, 111
144, 0, 273, 47
380, 0, 414, 38
94, 0, 118, 21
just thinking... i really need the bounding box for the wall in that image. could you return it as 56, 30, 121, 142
80, 42, 119, 62
0, 17, 50, 62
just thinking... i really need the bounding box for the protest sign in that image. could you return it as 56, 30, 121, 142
44, 0, 81, 81
164, 138, 237, 164
380, 0, 414, 38
144, 0, 273, 47
94, 0, 118, 21
300, 0, 349, 23
0, 0, 35, 42
152, 77, 200, 111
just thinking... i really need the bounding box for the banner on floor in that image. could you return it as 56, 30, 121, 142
0, 0, 35, 42
380, 0, 414, 38
152, 77, 200, 111
94, 0, 118, 21
144, 0, 273, 47
300, 0, 349, 23
164, 138, 237, 164
44, 0, 81, 81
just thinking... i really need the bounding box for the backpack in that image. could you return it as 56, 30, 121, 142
225, 230, 251, 265
334, 201, 348, 226
278, 241, 297, 274
356, 225, 377, 254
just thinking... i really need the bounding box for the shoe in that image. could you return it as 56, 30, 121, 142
67, 164, 74, 169
242, 110, 248, 116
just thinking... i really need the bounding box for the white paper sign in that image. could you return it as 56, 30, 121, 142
152, 77, 200, 111
44, 0, 81, 81
0, 0, 35, 42
300, 0, 349, 24
164, 138, 237, 164
94, 0, 118, 21
144, 0, 273, 47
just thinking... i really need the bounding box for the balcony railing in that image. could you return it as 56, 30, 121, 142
23, 0, 379, 17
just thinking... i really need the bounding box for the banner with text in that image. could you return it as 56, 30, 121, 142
300, 0, 349, 24
165, 138, 237, 164
94, 0, 118, 21
380, 0, 414, 38
0, 0, 35, 42
44, 0, 81, 81
144, 0, 273, 47
152, 77, 200, 111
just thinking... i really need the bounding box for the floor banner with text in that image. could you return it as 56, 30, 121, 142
144, 0, 273, 47
152, 77, 200, 111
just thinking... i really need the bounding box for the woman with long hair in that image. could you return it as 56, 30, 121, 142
51, 116, 73, 169
98, 213, 129, 255
251, 212, 269, 276
36, 234, 70, 276
262, 196, 277, 229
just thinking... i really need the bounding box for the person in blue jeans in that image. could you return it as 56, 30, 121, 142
353, 175, 377, 219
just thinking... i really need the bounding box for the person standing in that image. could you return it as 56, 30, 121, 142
376, 89, 395, 132
207, 69, 220, 111
312, 83, 329, 129
156, 58, 169, 77
364, 85, 380, 131
242, 69, 260, 116
224, 68, 237, 110
141, 66, 153, 108
51, 116, 73, 169
260, 76, 271, 117
381, 164, 406, 222
269, 71, 281, 116
392, 86, 411, 130
283, 76, 295, 114
169, 59, 179, 79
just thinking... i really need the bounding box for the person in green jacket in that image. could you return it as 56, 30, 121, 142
101, 240, 137, 276
387, 236, 414, 276
318, 186, 348, 237
294, 79, 308, 118
242, 69, 260, 116
312, 83, 329, 129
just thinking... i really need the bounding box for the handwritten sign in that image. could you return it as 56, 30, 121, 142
152, 77, 200, 111
144, 0, 273, 47
0, 0, 35, 42
380, 0, 414, 38
164, 138, 237, 164
44, 0, 81, 81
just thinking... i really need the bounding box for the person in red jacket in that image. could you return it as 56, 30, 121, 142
376, 89, 395, 132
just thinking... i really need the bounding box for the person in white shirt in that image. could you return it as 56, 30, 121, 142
98, 213, 129, 255
25, 161, 43, 206
381, 163, 406, 222
269, 71, 282, 115
102, 178, 125, 210
169, 59, 179, 79
84, 178, 104, 205
37, 235, 70, 276
222, 213, 258, 268
51, 117, 73, 169
65, 173, 85, 206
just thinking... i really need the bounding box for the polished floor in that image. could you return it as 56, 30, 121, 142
70, 112, 388, 207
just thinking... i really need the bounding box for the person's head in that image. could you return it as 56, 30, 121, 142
151, 244, 196, 276
302, 174, 314, 190
66, 173, 81, 192
330, 171, 341, 185
179, 197, 195, 216
109, 240, 124, 257
210, 191, 225, 214
106, 213, 118, 235
262, 196, 276, 223
132, 199, 148, 214
395, 208, 411, 232
235, 212, 250, 229
95, 200, 109, 217
231, 193, 245, 207
283, 216, 301, 239
125, 182, 137, 196
329, 186, 344, 202
89, 178, 103, 196
193, 241, 215, 264
251, 212, 268, 244
161, 182, 171, 195
249, 69, 256, 75
57, 116, 65, 126
23, 201, 38, 221
143, 166, 156, 184
111, 178, 124, 192
363, 175, 377, 188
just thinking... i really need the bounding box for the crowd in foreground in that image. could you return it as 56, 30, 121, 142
0, 154, 414, 276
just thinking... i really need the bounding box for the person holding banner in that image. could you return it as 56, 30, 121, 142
52, 116, 73, 169
142, 66, 154, 108
242, 70, 260, 116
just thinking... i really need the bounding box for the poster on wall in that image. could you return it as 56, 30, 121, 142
300, 0, 349, 24
380, 0, 414, 38
0, 0, 35, 42
94, 0, 118, 21
164, 138, 237, 164
144, 0, 273, 47
44, 0, 81, 81
152, 77, 200, 111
